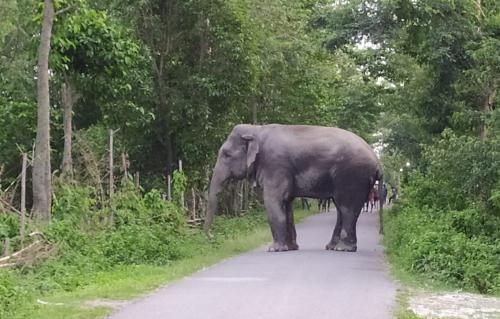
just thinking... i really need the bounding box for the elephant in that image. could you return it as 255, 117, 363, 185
204, 124, 383, 252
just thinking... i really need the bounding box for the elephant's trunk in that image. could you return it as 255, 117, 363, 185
204, 160, 228, 238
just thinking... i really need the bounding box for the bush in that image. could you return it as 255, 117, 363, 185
385, 205, 500, 293
384, 130, 500, 294
0, 214, 20, 253
0, 270, 36, 319
421, 130, 500, 209
0, 180, 271, 316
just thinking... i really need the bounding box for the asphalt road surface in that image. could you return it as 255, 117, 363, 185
109, 210, 397, 319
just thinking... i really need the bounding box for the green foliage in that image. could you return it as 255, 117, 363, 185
51, 4, 140, 75
52, 185, 96, 221
430, 132, 499, 198
384, 130, 500, 294
0, 214, 20, 240
172, 170, 188, 206
385, 204, 500, 294
0, 181, 274, 318
0, 214, 20, 253
0, 270, 36, 319
210, 211, 267, 241
0, 100, 36, 171
5, 0, 500, 313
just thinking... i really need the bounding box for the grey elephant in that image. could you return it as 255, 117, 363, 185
204, 124, 382, 252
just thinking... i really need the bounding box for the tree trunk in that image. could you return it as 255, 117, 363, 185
252, 100, 258, 124
61, 74, 78, 179
198, 16, 210, 70
20, 154, 27, 247
150, 52, 174, 170
479, 86, 496, 140
109, 129, 114, 199
32, 0, 54, 221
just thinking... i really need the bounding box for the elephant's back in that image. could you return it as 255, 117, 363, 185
263, 124, 377, 163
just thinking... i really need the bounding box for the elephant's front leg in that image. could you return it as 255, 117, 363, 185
263, 191, 290, 252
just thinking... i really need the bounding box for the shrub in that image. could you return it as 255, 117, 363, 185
0, 180, 270, 316
384, 130, 500, 294
0, 270, 36, 319
385, 205, 500, 293
0, 214, 20, 253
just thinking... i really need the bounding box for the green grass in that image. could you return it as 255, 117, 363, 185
29, 208, 313, 318
34, 305, 111, 319
382, 206, 482, 319
391, 287, 423, 319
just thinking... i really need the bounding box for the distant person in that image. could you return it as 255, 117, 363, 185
382, 184, 388, 204
365, 189, 375, 212
388, 186, 398, 204
318, 197, 333, 212
301, 198, 310, 210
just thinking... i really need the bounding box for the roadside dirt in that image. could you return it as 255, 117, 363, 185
409, 291, 500, 319
83, 299, 130, 310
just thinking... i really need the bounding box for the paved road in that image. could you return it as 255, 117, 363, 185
109, 211, 397, 319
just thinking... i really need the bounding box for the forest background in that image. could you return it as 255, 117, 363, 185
0, 0, 499, 318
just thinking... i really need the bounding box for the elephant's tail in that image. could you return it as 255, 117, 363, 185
376, 169, 384, 234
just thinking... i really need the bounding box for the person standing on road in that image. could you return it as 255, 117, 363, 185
365, 188, 375, 212
388, 185, 398, 204
382, 184, 388, 204
301, 198, 310, 210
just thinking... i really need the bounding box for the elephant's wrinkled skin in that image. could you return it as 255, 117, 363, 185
204, 124, 382, 252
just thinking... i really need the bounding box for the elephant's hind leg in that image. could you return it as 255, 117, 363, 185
285, 200, 299, 250
325, 204, 343, 250
325, 192, 365, 252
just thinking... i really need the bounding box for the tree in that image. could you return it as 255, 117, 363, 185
51, 5, 141, 179
0, 0, 38, 187
32, 0, 54, 220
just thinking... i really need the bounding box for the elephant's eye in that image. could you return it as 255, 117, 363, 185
222, 150, 231, 158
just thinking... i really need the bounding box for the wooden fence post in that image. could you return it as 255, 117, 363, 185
191, 187, 196, 220
20, 153, 27, 248
167, 174, 172, 200
179, 159, 184, 208
2, 238, 10, 257
134, 172, 140, 189
109, 129, 114, 198
121, 153, 128, 179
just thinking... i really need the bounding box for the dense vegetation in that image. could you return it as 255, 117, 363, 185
0, 182, 276, 318
0, 0, 499, 317
384, 131, 500, 294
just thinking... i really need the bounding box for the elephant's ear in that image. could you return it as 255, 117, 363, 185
242, 134, 259, 171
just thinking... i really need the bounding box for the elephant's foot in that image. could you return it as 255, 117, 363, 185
286, 242, 299, 250
267, 242, 289, 252
325, 242, 337, 250
325, 236, 340, 250
325, 240, 357, 252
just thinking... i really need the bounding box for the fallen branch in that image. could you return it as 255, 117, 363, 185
0, 198, 22, 216
187, 218, 204, 228
29, 231, 46, 240
37, 299, 65, 306
0, 240, 41, 264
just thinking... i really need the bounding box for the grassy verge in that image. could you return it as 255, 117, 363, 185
27, 208, 313, 318
382, 204, 500, 319
392, 288, 422, 319
382, 205, 446, 319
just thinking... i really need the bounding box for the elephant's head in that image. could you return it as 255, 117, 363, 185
204, 124, 260, 237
